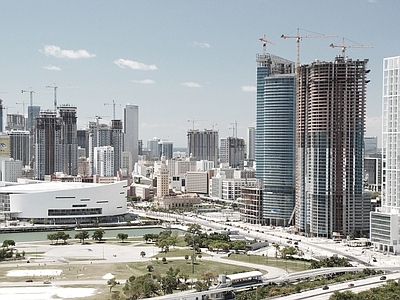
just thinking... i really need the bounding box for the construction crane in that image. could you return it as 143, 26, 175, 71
211, 121, 218, 131
21, 88, 35, 132
229, 121, 238, 138
259, 34, 275, 54
46, 85, 58, 112
104, 100, 120, 120
330, 37, 373, 57
281, 28, 338, 70
188, 118, 206, 130
15, 100, 27, 117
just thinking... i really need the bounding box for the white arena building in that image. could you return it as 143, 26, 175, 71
0, 179, 128, 225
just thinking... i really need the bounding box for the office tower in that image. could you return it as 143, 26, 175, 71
296, 57, 369, 238
27, 106, 40, 132
364, 136, 378, 153
156, 154, 169, 198
8, 130, 30, 167
6, 114, 26, 131
77, 129, 87, 149
247, 127, 255, 165
147, 137, 160, 159
59, 105, 78, 176
158, 140, 173, 160
220, 137, 246, 168
94, 146, 114, 177
88, 121, 111, 176
255, 52, 296, 226
123, 104, 139, 173
187, 129, 219, 166
111, 119, 123, 175
371, 56, 400, 254
35, 110, 63, 180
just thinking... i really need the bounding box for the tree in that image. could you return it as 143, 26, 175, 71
147, 265, 154, 272
161, 267, 180, 294
117, 233, 128, 243
47, 233, 57, 245
75, 230, 90, 244
140, 251, 146, 258
123, 274, 160, 300
107, 277, 117, 292
2, 240, 15, 248
92, 228, 105, 242
162, 257, 167, 264
184, 254, 189, 263
57, 231, 70, 244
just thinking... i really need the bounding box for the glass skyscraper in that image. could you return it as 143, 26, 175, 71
255, 53, 296, 226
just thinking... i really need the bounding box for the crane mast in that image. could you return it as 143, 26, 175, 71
330, 37, 373, 57
281, 28, 338, 71
46, 85, 58, 112
104, 100, 119, 120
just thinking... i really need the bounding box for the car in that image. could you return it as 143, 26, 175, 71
25, 279, 33, 282
43, 280, 51, 284
380, 276, 387, 280
348, 283, 354, 287
322, 285, 329, 290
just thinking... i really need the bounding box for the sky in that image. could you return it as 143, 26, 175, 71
0, 0, 396, 147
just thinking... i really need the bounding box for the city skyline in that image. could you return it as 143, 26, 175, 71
0, 0, 396, 146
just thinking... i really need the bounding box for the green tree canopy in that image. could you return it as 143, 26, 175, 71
92, 228, 105, 242
75, 230, 90, 244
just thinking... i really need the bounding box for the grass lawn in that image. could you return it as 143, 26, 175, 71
224, 253, 311, 272
153, 248, 210, 259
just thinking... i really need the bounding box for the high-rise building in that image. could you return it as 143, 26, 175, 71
255, 52, 296, 226
123, 104, 139, 173
296, 57, 370, 238
220, 137, 246, 168
247, 127, 255, 166
59, 105, 78, 176
94, 145, 114, 177
158, 140, 173, 160
187, 129, 219, 166
88, 121, 111, 176
35, 110, 63, 180
27, 106, 40, 132
8, 130, 30, 167
6, 114, 26, 131
371, 56, 400, 254
0, 99, 3, 132
111, 119, 124, 175
147, 137, 160, 159
2, 158, 23, 182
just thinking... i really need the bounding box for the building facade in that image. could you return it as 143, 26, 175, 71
255, 52, 296, 226
187, 129, 219, 166
123, 104, 139, 173
371, 56, 400, 254
35, 111, 63, 180
59, 105, 78, 176
220, 137, 246, 168
296, 57, 370, 238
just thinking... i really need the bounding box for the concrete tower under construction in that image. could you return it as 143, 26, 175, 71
59, 104, 78, 176
296, 57, 370, 238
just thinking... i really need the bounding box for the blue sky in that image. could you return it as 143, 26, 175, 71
0, 0, 395, 147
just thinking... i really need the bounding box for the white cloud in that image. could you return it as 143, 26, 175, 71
43, 65, 61, 71
182, 82, 201, 88
40, 45, 96, 59
114, 58, 158, 71
132, 79, 155, 84
242, 85, 256, 92
193, 42, 211, 48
